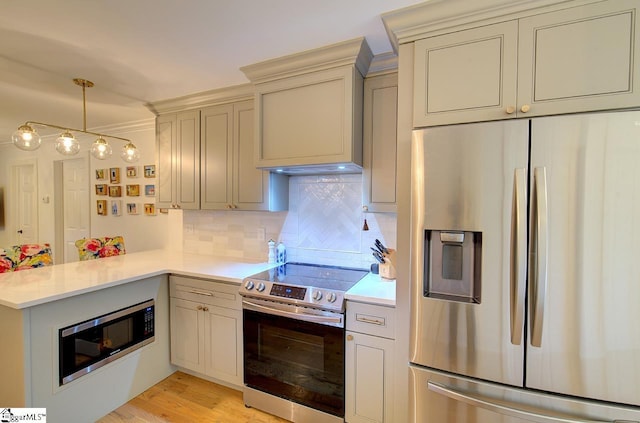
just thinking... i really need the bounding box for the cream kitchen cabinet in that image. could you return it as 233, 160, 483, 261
169, 276, 243, 386
200, 100, 288, 211
362, 73, 398, 213
413, 0, 640, 127
345, 301, 395, 423
156, 111, 200, 209
241, 37, 372, 172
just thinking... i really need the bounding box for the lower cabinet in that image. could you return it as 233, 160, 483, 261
345, 301, 395, 423
169, 275, 243, 386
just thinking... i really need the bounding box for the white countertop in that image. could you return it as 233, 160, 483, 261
0, 249, 396, 309
344, 272, 395, 307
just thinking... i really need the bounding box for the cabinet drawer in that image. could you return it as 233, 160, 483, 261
170, 275, 241, 310
346, 302, 395, 339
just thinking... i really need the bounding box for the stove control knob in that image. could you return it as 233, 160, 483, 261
313, 290, 323, 301
257, 282, 266, 292
244, 280, 254, 290
327, 292, 337, 303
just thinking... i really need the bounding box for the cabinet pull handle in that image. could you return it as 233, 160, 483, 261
357, 315, 385, 325
506, 106, 516, 114
520, 104, 530, 113
188, 289, 213, 297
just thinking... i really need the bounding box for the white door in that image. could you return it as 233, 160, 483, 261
61, 158, 90, 262
11, 161, 38, 245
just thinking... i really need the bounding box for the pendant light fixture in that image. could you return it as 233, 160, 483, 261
12, 78, 140, 162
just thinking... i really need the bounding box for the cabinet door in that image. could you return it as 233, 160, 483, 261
204, 305, 243, 386
518, 0, 640, 117
176, 111, 200, 209
233, 100, 269, 210
170, 297, 204, 373
345, 331, 394, 423
156, 114, 176, 209
363, 74, 398, 213
413, 21, 518, 127
200, 104, 233, 210
255, 66, 362, 168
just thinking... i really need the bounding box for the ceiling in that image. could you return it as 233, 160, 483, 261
0, 0, 423, 144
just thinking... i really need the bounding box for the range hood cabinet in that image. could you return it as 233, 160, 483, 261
241, 37, 373, 174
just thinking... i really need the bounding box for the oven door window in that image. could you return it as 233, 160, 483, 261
243, 309, 345, 417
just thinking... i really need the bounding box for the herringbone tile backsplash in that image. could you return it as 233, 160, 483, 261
183, 174, 396, 268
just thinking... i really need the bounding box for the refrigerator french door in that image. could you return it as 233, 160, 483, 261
410, 112, 640, 422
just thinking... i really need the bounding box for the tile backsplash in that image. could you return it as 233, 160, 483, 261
183, 174, 396, 268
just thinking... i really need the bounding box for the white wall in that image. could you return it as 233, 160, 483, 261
0, 119, 170, 259
183, 173, 397, 269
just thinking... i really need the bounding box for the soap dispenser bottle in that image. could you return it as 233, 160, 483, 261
276, 242, 286, 264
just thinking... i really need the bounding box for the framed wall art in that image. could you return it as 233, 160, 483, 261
126, 203, 139, 215
96, 169, 107, 180
126, 184, 140, 196
144, 165, 156, 178
110, 167, 121, 184
144, 203, 156, 215
97, 200, 107, 216
145, 185, 155, 196
95, 184, 108, 196
111, 200, 122, 216
126, 166, 138, 178
109, 186, 122, 197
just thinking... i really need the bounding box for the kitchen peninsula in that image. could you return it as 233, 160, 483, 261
0, 250, 394, 423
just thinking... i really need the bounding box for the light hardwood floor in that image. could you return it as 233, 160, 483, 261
97, 371, 289, 423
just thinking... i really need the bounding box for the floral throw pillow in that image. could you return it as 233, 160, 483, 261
0, 243, 53, 273
75, 236, 126, 261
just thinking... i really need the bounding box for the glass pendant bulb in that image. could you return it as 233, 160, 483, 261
120, 142, 140, 163
55, 131, 80, 155
90, 137, 112, 160
12, 124, 42, 151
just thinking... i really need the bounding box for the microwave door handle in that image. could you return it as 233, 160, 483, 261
510, 168, 527, 345
427, 381, 610, 423
242, 299, 343, 325
530, 167, 549, 347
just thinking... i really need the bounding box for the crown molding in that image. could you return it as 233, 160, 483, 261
382, 0, 586, 52
367, 52, 398, 77
240, 37, 373, 84
146, 83, 255, 115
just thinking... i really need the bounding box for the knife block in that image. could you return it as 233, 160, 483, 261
379, 248, 397, 280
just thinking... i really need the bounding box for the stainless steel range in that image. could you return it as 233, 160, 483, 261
240, 262, 368, 423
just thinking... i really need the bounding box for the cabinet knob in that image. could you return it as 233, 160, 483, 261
362, 205, 369, 212
197, 305, 203, 311
505, 106, 516, 115
520, 104, 531, 113
347, 334, 354, 341
226, 204, 232, 209
203, 306, 209, 312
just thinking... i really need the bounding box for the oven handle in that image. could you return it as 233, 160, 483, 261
242, 299, 343, 326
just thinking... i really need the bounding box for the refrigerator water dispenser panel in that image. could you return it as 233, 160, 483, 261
424, 230, 482, 303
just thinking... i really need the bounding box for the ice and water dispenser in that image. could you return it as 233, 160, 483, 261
424, 230, 482, 304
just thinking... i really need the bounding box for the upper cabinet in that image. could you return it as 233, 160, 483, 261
156, 111, 200, 210
241, 38, 373, 173
407, 0, 640, 127
362, 73, 398, 213
151, 85, 288, 212
200, 101, 288, 211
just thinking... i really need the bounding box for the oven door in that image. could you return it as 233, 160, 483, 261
243, 302, 345, 417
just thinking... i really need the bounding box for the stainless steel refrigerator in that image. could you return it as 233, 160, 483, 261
410, 111, 640, 422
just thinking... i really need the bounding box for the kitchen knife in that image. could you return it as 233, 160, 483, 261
375, 239, 389, 254
372, 251, 385, 263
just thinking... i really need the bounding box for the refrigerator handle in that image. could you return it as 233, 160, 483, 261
427, 381, 611, 423
530, 167, 549, 347
510, 168, 527, 345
